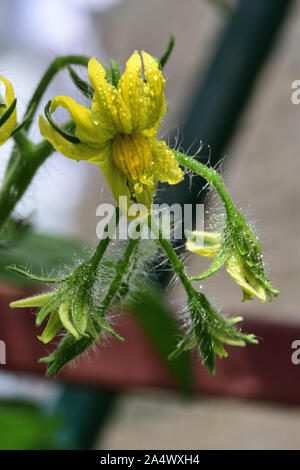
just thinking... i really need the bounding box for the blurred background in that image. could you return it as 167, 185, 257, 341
0, 0, 300, 450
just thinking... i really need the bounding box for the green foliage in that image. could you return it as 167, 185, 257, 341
127, 286, 193, 396
0, 399, 61, 450
0, 226, 86, 287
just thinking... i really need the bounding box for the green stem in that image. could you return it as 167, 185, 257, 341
148, 216, 195, 299
11, 103, 35, 137
174, 151, 236, 216
23, 55, 89, 132
99, 237, 140, 314
12, 129, 33, 153
0, 139, 54, 230
0, 122, 74, 231
90, 207, 120, 269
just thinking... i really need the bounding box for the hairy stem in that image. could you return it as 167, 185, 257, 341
99, 236, 140, 314
90, 207, 120, 269
174, 151, 236, 216
0, 122, 74, 231
23, 55, 89, 132
0, 139, 54, 230
148, 216, 195, 299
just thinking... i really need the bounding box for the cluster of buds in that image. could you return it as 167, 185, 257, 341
169, 291, 258, 375
9, 255, 122, 346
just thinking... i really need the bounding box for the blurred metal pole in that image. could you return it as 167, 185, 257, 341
162, 0, 294, 208
49, 383, 118, 450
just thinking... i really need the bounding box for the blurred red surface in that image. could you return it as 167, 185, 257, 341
1, 282, 300, 404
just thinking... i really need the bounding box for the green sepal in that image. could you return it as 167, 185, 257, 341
168, 330, 197, 361
193, 315, 216, 375
93, 309, 124, 342
110, 60, 121, 87
58, 301, 80, 339
0, 98, 16, 128
213, 338, 228, 359
242, 289, 252, 302
44, 100, 81, 144
67, 66, 94, 99
7, 265, 67, 284
105, 67, 112, 85
10, 292, 53, 308
40, 333, 95, 376
71, 293, 88, 336
158, 34, 175, 69
86, 312, 99, 340
36, 286, 68, 326
190, 243, 230, 281
169, 292, 258, 375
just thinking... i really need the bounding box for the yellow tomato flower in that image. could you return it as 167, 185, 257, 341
0, 77, 17, 146
187, 231, 267, 303
39, 51, 184, 211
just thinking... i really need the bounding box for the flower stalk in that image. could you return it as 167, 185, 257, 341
148, 215, 257, 374
175, 151, 279, 302
174, 150, 236, 215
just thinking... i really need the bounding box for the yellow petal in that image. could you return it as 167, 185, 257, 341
97, 144, 131, 207
118, 51, 144, 131
118, 51, 166, 134
88, 56, 132, 135
39, 115, 101, 161
0, 77, 17, 146
112, 132, 152, 182
225, 252, 267, 303
186, 231, 222, 258
149, 139, 184, 185
186, 241, 221, 258
141, 51, 166, 131
50, 95, 107, 145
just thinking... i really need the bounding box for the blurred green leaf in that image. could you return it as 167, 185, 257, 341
0, 399, 62, 450
0, 228, 86, 287
127, 286, 193, 396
